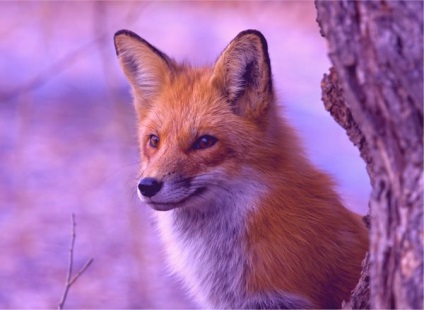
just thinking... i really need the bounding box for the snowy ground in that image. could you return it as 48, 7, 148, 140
0, 2, 370, 308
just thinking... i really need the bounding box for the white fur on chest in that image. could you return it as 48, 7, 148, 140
155, 186, 260, 308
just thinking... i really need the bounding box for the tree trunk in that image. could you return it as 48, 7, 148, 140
315, 1, 423, 309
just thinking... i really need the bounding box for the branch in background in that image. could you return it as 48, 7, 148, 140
58, 214, 94, 310
1, 2, 146, 103
0, 37, 105, 103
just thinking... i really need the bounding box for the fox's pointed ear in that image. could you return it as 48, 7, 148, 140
212, 30, 273, 118
114, 30, 173, 104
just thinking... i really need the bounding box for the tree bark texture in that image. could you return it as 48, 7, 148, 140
321, 67, 372, 309
315, 1, 423, 309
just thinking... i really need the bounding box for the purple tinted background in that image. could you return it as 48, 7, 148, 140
0, 2, 370, 308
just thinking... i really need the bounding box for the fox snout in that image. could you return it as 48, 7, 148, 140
136, 173, 218, 211
138, 177, 163, 198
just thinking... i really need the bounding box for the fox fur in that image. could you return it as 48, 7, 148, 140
114, 29, 369, 309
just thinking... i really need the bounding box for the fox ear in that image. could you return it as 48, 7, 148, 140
212, 30, 273, 118
114, 30, 173, 103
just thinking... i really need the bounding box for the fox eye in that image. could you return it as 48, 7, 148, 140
149, 134, 160, 148
193, 135, 217, 150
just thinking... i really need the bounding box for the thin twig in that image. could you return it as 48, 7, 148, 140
58, 214, 94, 310
68, 258, 94, 287
58, 214, 76, 310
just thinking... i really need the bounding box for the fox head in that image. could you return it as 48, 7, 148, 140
114, 29, 285, 211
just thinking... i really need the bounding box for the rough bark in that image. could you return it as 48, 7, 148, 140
315, 1, 423, 309
321, 68, 371, 309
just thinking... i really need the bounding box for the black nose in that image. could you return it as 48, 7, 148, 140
138, 177, 163, 198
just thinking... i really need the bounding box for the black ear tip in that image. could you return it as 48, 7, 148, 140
113, 29, 142, 41
113, 29, 145, 56
234, 29, 269, 57
237, 29, 265, 37
236, 29, 267, 43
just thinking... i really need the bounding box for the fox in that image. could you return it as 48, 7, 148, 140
113, 29, 369, 309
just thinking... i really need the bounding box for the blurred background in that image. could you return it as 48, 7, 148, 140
0, 1, 370, 308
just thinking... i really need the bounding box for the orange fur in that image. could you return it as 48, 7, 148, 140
114, 29, 369, 309
245, 163, 369, 308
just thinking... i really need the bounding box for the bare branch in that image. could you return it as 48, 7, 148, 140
58, 214, 94, 310
0, 38, 104, 103
1, 2, 147, 103
68, 258, 94, 287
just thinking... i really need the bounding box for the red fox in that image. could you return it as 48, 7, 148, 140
114, 29, 369, 309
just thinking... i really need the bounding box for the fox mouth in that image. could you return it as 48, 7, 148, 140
147, 186, 207, 211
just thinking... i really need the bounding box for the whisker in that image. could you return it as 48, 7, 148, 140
172, 176, 194, 186
193, 192, 209, 203
191, 179, 233, 195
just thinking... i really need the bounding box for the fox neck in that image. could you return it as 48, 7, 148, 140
155, 177, 262, 308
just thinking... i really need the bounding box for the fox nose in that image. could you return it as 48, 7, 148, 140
138, 177, 163, 198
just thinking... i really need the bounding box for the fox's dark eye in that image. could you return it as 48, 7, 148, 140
149, 134, 159, 148
193, 135, 217, 150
